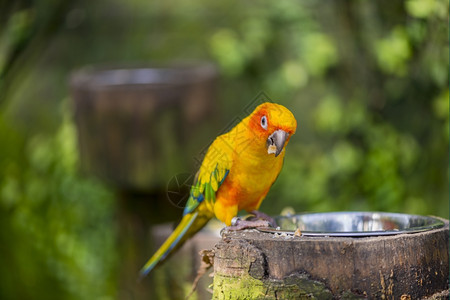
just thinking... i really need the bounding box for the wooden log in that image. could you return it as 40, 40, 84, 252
213, 218, 449, 299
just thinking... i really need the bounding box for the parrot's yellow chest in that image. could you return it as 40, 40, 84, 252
216, 145, 284, 213
241, 153, 283, 206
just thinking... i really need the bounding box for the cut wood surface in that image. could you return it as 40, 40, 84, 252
212, 218, 449, 299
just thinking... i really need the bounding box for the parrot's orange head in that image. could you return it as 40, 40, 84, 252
248, 102, 297, 157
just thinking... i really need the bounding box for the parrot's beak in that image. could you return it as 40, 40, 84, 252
266, 129, 288, 157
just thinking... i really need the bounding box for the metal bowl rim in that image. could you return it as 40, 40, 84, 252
258, 211, 445, 237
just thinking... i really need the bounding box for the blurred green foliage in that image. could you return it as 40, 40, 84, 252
0, 105, 116, 299
0, 0, 448, 299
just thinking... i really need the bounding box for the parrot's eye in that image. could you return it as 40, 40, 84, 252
260, 115, 268, 130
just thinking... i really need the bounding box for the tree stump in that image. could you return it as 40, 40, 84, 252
213, 218, 449, 299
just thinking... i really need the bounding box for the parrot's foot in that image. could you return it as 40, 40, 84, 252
225, 217, 270, 231
249, 210, 277, 228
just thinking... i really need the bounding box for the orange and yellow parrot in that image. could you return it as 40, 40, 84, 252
140, 102, 297, 277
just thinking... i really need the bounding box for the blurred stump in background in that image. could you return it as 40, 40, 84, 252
70, 62, 219, 299
70, 62, 218, 192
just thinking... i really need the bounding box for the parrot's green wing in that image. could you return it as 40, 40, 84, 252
183, 137, 232, 215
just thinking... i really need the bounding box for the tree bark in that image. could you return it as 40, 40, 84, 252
213, 218, 449, 299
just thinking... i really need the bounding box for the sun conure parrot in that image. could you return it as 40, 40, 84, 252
140, 102, 297, 277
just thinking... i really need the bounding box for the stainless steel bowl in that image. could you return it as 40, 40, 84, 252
257, 212, 445, 237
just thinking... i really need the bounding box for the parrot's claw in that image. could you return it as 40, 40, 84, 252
221, 212, 277, 233
225, 217, 270, 231
249, 210, 277, 228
